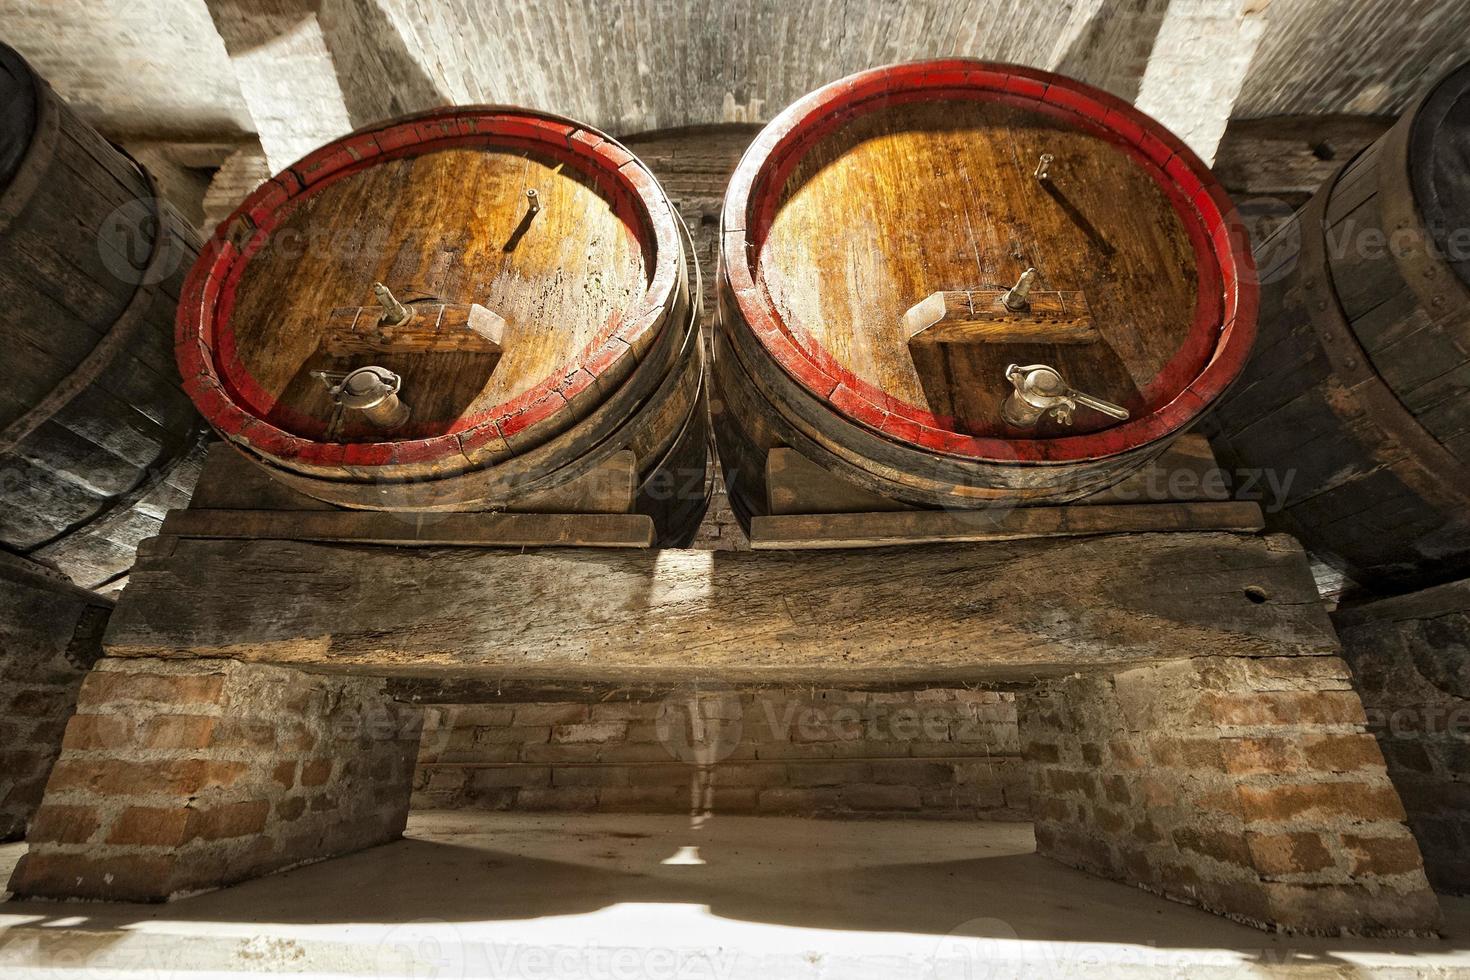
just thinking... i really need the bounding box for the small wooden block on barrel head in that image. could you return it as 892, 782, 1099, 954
323, 303, 507, 357
904, 290, 1099, 346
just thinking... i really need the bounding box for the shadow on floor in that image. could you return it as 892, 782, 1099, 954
3, 812, 1467, 973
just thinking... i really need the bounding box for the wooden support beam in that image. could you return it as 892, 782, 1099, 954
104, 532, 1337, 685
904, 289, 1099, 346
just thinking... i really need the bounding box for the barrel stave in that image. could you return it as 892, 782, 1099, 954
0, 43, 203, 591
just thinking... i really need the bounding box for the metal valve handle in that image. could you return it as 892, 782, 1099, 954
1002, 363, 1129, 428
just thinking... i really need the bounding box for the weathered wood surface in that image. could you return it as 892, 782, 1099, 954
227, 147, 647, 445
0, 43, 203, 592
182, 109, 709, 547
748, 501, 1264, 550
1205, 62, 1470, 594
903, 289, 1099, 347
105, 532, 1337, 684
189, 442, 639, 516
1332, 576, 1470, 634
321, 301, 505, 356
764, 432, 1230, 516
758, 98, 1198, 436
158, 510, 656, 548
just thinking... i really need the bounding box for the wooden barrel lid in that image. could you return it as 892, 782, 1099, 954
1410, 61, 1470, 290
721, 61, 1255, 464
178, 107, 681, 478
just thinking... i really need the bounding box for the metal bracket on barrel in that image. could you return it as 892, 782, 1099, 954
903, 271, 1100, 348
321, 283, 506, 358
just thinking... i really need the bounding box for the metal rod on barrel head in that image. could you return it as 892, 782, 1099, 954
373, 282, 410, 326
1003, 268, 1039, 311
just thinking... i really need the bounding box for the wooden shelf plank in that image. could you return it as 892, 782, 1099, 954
749, 500, 1264, 550
160, 510, 656, 549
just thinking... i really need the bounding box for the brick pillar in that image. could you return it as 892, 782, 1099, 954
8, 657, 422, 902
1020, 655, 1441, 935
0, 561, 110, 841
1334, 580, 1470, 896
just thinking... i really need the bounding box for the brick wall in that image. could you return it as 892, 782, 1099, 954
413, 688, 1027, 820
0, 560, 110, 841
10, 657, 422, 902
1335, 581, 1470, 896
1021, 655, 1441, 935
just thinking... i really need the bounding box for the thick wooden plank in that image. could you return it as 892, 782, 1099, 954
903, 289, 1099, 346
765, 447, 911, 515
189, 442, 338, 511
321, 302, 505, 356
765, 432, 1229, 515
188, 442, 638, 516
103, 533, 1338, 684
748, 501, 1264, 550
159, 510, 655, 548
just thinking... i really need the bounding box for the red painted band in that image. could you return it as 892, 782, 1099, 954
177, 107, 679, 471
721, 59, 1257, 464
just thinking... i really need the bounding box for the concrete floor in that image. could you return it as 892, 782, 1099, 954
1, 812, 1468, 978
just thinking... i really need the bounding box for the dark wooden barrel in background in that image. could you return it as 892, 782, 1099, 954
0, 43, 204, 593
714, 60, 1256, 530
177, 107, 708, 546
1206, 61, 1470, 596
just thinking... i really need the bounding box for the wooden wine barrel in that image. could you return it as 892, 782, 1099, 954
0, 43, 205, 593
178, 107, 708, 546
1206, 61, 1470, 595
713, 60, 1256, 528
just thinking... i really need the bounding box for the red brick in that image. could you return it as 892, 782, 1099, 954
1301, 734, 1385, 772
211, 717, 278, 749
1243, 657, 1352, 691
80, 670, 225, 708
1173, 828, 1251, 866
1220, 737, 1296, 776
10, 851, 179, 902
552, 722, 627, 744
1150, 737, 1223, 769
1237, 782, 1407, 824
1343, 833, 1424, 877
512, 705, 587, 726
271, 761, 297, 788
140, 715, 217, 750
276, 797, 307, 821
47, 758, 248, 797
1245, 832, 1335, 876
300, 759, 334, 787
27, 804, 101, 844
1045, 769, 1098, 796
107, 806, 191, 845
186, 800, 270, 841
61, 713, 133, 750
1206, 691, 1365, 727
